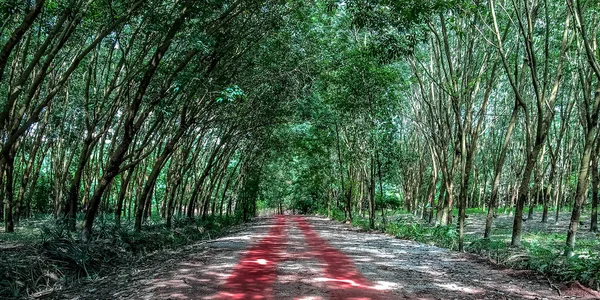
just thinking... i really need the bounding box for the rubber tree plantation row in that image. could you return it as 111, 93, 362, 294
0, 0, 322, 243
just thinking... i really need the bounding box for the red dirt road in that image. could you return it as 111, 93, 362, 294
52, 215, 593, 300
215, 215, 288, 299
216, 215, 390, 300
293, 216, 389, 300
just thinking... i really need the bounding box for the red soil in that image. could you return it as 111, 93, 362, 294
293, 216, 391, 300
217, 215, 393, 300
216, 215, 287, 300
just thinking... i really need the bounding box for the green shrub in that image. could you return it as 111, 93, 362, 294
344, 215, 459, 250
294, 198, 317, 214
465, 237, 600, 291
351, 218, 370, 229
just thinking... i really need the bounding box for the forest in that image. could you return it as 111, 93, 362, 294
1, 0, 600, 299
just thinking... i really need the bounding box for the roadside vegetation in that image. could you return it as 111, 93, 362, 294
0, 214, 243, 298
321, 207, 600, 291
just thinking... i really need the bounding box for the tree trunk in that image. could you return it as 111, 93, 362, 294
590, 139, 599, 232
566, 90, 600, 256
0, 0, 45, 83
0, 163, 4, 222
436, 173, 447, 224
459, 135, 476, 251
65, 136, 96, 230
220, 160, 240, 216
511, 148, 541, 247
528, 146, 546, 220
345, 176, 353, 222
556, 160, 565, 223
186, 143, 223, 219
165, 166, 183, 228
368, 156, 375, 229
115, 169, 134, 227
3, 152, 15, 232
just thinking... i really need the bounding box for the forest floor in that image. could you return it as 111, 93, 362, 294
44, 215, 600, 300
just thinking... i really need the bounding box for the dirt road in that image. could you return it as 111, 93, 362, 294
54, 215, 592, 299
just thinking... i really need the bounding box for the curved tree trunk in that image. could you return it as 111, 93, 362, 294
65, 135, 97, 230
115, 168, 134, 227
566, 89, 600, 256
0, 0, 45, 83
590, 139, 599, 232
81, 8, 189, 240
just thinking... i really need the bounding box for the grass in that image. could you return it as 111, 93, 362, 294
320, 207, 600, 291
0, 213, 245, 299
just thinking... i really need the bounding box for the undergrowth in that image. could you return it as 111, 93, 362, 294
0, 214, 244, 299
467, 237, 600, 290
322, 208, 600, 291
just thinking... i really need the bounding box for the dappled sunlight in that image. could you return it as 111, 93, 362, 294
212, 215, 288, 300
372, 280, 400, 290
153, 279, 192, 289
311, 276, 391, 291
293, 216, 392, 300
206, 263, 236, 269
161, 293, 189, 299
125, 215, 569, 300
301, 215, 565, 299
434, 283, 485, 294
134, 218, 282, 299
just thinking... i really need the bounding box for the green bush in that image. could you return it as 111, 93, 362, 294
351, 218, 370, 229
294, 198, 317, 214
344, 215, 459, 250
465, 237, 600, 291
561, 253, 600, 289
